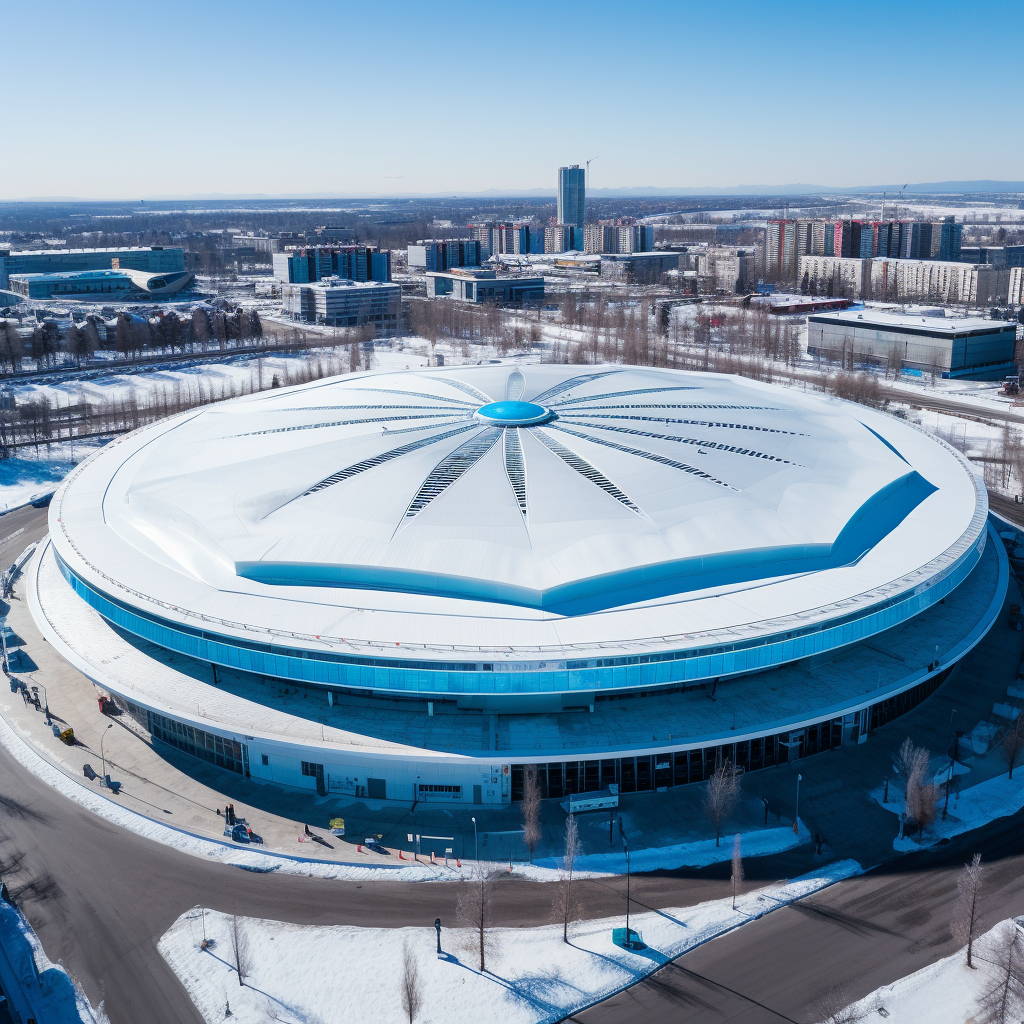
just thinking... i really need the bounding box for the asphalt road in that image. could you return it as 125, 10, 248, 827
575, 814, 1024, 1024
1, 484, 1023, 1023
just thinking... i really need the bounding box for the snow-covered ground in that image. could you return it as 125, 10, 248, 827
159, 861, 861, 1024
828, 918, 1024, 1024
527, 823, 809, 876
0, 446, 83, 511
872, 763, 1024, 852
0, 898, 97, 1023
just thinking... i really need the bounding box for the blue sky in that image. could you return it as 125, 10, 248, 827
3, 0, 1021, 198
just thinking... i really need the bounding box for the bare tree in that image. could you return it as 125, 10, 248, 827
815, 983, 859, 1024
894, 737, 930, 799
731, 834, 743, 911
951, 853, 985, 969
400, 939, 422, 1024
978, 923, 1024, 1024
704, 760, 740, 847
1002, 714, 1024, 780
552, 813, 582, 943
230, 914, 252, 987
521, 765, 541, 863
905, 751, 940, 836
457, 865, 498, 973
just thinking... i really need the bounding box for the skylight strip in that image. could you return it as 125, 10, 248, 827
529, 428, 643, 514
561, 420, 801, 464
403, 428, 503, 518
504, 428, 528, 517
550, 386, 703, 408
548, 424, 738, 490
301, 423, 478, 496
529, 369, 623, 405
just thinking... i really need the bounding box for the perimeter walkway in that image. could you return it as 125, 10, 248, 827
2, 535, 1022, 872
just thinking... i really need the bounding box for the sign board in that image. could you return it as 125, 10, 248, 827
566, 792, 619, 813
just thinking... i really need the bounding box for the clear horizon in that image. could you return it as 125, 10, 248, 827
2, 0, 1021, 200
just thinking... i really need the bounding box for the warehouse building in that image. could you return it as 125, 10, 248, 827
807, 308, 1017, 378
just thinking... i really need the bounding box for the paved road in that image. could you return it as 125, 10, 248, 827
575, 813, 1024, 1024
1, 499, 1022, 1023
0, 734, 756, 1024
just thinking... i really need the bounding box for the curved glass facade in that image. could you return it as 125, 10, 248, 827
56, 534, 984, 699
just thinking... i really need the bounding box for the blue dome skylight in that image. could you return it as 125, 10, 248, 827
474, 401, 554, 427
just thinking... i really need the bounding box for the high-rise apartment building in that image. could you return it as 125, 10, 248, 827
557, 166, 586, 230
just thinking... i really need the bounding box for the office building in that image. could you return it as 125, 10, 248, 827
407, 240, 482, 272
1009, 267, 1024, 306
584, 222, 655, 255
600, 252, 680, 283
557, 165, 586, 230
959, 246, 1024, 269
543, 225, 581, 254
807, 308, 1017, 378
0, 246, 185, 290
36, 365, 1002, 804
425, 268, 544, 304
280, 277, 401, 331
272, 246, 391, 285
799, 255, 1011, 305
315, 226, 357, 242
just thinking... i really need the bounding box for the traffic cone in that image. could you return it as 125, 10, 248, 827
457, 859, 462, 868
357, 844, 362, 853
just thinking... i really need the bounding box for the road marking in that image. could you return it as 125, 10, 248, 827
0, 528, 25, 548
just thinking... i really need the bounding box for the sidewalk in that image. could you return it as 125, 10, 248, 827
2, 544, 1022, 876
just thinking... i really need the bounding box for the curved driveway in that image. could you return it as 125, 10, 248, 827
3, 504, 1024, 1024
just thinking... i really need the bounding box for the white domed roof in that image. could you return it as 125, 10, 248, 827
51, 365, 984, 665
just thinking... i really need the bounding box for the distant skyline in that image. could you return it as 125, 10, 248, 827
3, 0, 1022, 200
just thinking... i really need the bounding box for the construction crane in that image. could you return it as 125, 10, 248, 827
586, 157, 599, 189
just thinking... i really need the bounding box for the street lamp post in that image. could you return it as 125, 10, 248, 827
471, 816, 479, 863
40, 683, 49, 725
100, 723, 113, 780
793, 773, 803, 835
619, 817, 631, 943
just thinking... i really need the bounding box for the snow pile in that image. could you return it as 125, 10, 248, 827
0, 899, 98, 1023
872, 767, 1024, 852
523, 822, 810, 877
828, 918, 1024, 1024
160, 861, 861, 1024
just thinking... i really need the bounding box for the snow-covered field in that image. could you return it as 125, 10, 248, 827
0, 446, 82, 511
830, 918, 1024, 1024
159, 862, 861, 1024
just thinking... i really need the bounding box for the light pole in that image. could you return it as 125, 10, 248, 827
39, 683, 49, 725
471, 816, 478, 863
100, 723, 113, 779
619, 817, 631, 943
793, 773, 803, 835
